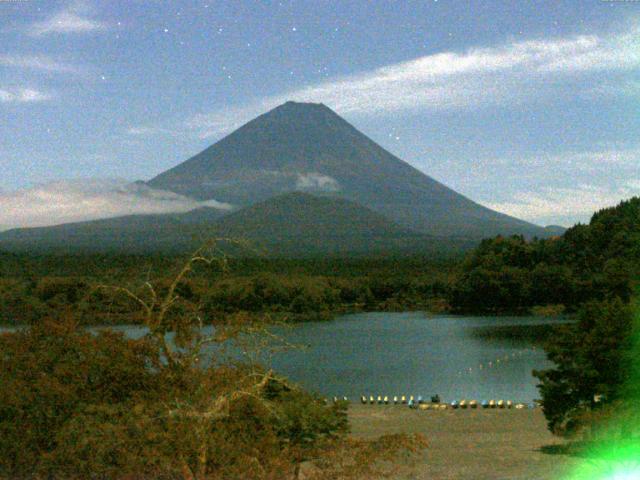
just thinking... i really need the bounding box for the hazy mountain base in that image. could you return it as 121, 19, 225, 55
0, 193, 478, 257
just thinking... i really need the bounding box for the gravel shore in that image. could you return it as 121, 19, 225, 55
348, 404, 579, 480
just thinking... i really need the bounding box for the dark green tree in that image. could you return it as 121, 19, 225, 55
534, 298, 634, 435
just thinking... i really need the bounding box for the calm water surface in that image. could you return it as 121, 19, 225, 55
102, 311, 566, 403
1, 312, 565, 403
267, 312, 563, 403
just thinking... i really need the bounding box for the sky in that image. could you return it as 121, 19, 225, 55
0, 0, 639, 230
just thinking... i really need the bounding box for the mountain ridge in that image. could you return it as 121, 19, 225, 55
148, 101, 547, 239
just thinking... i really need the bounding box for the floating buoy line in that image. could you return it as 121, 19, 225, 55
324, 347, 541, 410
455, 346, 538, 377
324, 347, 542, 410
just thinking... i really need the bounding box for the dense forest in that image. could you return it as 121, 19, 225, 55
446, 198, 640, 437
451, 197, 640, 440
450, 197, 640, 314
0, 254, 456, 326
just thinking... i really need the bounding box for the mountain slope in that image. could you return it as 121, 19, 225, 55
0, 192, 475, 256
0, 208, 225, 254
211, 192, 470, 256
148, 101, 546, 238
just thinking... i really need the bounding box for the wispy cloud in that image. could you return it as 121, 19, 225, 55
0, 87, 52, 103
127, 126, 162, 136
187, 22, 640, 139
441, 146, 640, 226
126, 126, 185, 137
0, 179, 233, 230
295, 173, 340, 192
486, 182, 640, 227
28, 2, 107, 36
0, 54, 86, 75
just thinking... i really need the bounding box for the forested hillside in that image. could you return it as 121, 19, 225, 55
450, 197, 640, 314
0, 254, 455, 326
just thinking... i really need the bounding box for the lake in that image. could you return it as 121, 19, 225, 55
100, 311, 566, 404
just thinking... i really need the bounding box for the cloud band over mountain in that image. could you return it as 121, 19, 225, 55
0, 179, 232, 231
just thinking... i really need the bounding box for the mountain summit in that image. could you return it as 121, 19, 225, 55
149, 101, 543, 238
0, 102, 550, 256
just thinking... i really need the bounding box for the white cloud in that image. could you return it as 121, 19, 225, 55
426, 145, 640, 226
483, 147, 640, 178
187, 22, 640, 139
295, 173, 340, 192
0, 54, 85, 75
127, 126, 161, 136
0, 179, 233, 230
126, 126, 185, 137
0, 87, 52, 103
485, 182, 640, 227
28, 2, 107, 36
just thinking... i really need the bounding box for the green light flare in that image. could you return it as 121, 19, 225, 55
562, 298, 640, 480
563, 439, 640, 479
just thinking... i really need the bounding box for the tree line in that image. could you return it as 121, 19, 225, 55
0, 255, 455, 326
449, 198, 639, 314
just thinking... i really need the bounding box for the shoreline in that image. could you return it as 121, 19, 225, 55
0, 308, 572, 328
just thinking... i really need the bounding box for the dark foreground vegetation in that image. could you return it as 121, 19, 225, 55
0, 250, 426, 479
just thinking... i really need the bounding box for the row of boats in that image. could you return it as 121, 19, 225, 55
347, 395, 534, 409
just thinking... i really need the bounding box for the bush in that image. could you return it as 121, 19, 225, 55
0, 318, 355, 478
